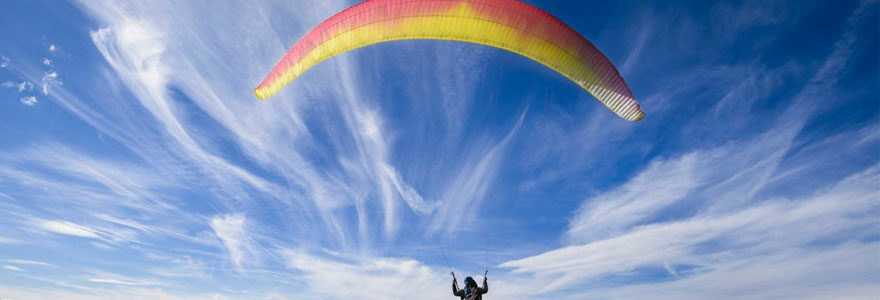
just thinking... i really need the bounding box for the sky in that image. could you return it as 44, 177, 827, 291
0, 0, 877, 299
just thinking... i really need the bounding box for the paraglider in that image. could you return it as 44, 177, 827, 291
255, 0, 644, 121
452, 271, 488, 300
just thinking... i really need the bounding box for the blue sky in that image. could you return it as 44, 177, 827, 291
0, 0, 877, 299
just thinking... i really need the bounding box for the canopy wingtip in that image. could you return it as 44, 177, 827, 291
631, 111, 645, 121
254, 88, 268, 100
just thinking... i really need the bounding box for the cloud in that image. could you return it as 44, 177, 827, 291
20, 96, 37, 106
3, 260, 52, 267
431, 110, 527, 236
340, 105, 434, 238
87, 278, 158, 286
1, 81, 33, 92
210, 214, 261, 270
35, 220, 101, 239
3, 265, 24, 272
0, 284, 238, 300
0, 237, 21, 245
0, 56, 8, 68
565, 118, 803, 243
25, 215, 148, 250
282, 250, 542, 300
566, 153, 699, 241
565, 0, 875, 246
50, 0, 499, 258
39, 71, 61, 95
563, 243, 880, 300
70, 1, 508, 251
70, 0, 506, 253
0, 142, 179, 214
284, 251, 448, 300
17, 81, 32, 92
620, 12, 654, 74
87, 18, 283, 202
30, 217, 148, 246
502, 166, 880, 295
42, 58, 52, 66
48, 44, 57, 52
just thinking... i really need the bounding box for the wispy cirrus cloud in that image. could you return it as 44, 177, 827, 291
0, 285, 238, 300
284, 250, 448, 300
87, 278, 159, 286
3, 265, 25, 272
430, 109, 527, 236
3, 259, 53, 267
31, 218, 145, 246
565, 113, 807, 243
70, 0, 498, 254
210, 214, 261, 271
35, 220, 101, 239
503, 165, 879, 295
0, 142, 178, 213
0, 236, 21, 245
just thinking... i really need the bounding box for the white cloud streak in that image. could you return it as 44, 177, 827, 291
3, 265, 24, 272
88, 19, 278, 200
2, 81, 33, 92
503, 166, 880, 295
0, 237, 21, 245
566, 118, 804, 243
35, 220, 101, 239
4, 260, 52, 267
0, 142, 179, 214
431, 110, 527, 236
0, 285, 238, 300
17, 81, 31, 92
210, 214, 261, 271
87, 278, 158, 286
39, 71, 60, 95
284, 251, 448, 300
19, 96, 36, 106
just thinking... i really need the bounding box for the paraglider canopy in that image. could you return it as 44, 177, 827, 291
255, 0, 644, 121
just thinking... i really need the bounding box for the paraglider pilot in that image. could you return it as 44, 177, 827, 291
452, 271, 488, 300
